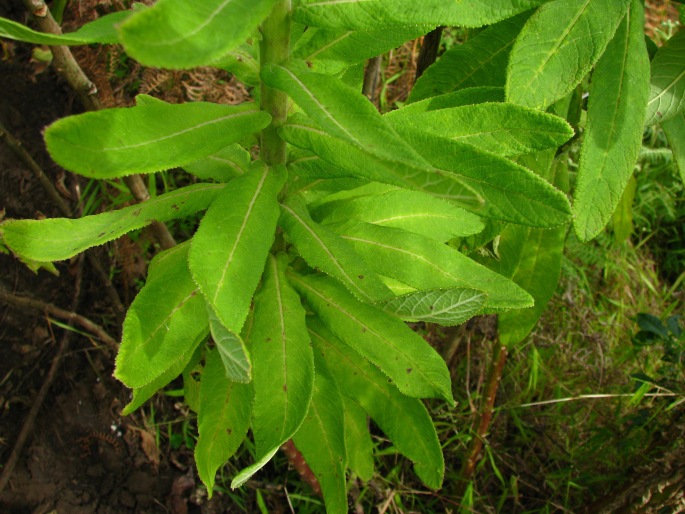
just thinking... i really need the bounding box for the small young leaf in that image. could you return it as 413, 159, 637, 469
119, 0, 279, 68
293, 25, 432, 74
290, 272, 454, 403
573, 1, 650, 241
644, 28, 685, 125
342, 396, 374, 481
183, 144, 251, 182
294, 0, 546, 30
245, 253, 314, 473
409, 13, 528, 102
189, 164, 285, 334
207, 306, 251, 383
611, 175, 637, 244
333, 222, 533, 311
311, 188, 485, 241
507, 0, 629, 110
279, 197, 394, 302
389, 102, 574, 157
292, 360, 347, 514
0, 183, 224, 262
196, 348, 252, 496
377, 288, 487, 326
45, 102, 270, 178
115, 243, 209, 388
0, 10, 129, 45
308, 317, 444, 489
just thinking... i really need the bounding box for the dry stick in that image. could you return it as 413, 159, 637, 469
21, 0, 176, 251
455, 341, 508, 499
0, 287, 119, 352
0, 119, 126, 319
281, 440, 321, 496
0, 255, 85, 493
414, 27, 443, 83
362, 56, 382, 104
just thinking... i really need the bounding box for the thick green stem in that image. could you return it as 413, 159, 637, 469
259, 0, 291, 166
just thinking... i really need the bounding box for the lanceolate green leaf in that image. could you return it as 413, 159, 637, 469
248, 253, 314, 467
45, 102, 270, 178
661, 112, 685, 184
507, 0, 629, 110
0, 184, 223, 262
333, 222, 533, 311
390, 129, 572, 227
279, 197, 394, 302
311, 188, 485, 241
400, 87, 505, 117
377, 288, 487, 326
573, 1, 650, 242
291, 272, 453, 403
389, 102, 574, 157
644, 29, 685, 125
293, 25, 433, 74
196, 348, 253, 496
294, 0, 546, 30
308, 317, 444, 489
409, 13, 528, 103
342, 396, 374, 481
122, 334, 204, 416
189, 164, 285, 334
292, 360, 347, 514
115, 243, 209, 388
183, 144, 251, 182
0, 10, 128, 45
207, 306, 251, 383
261, 64, 428, 168
119, 0, 279, 68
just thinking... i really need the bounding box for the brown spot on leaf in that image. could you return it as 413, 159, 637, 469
132, 209, 141, 216
406, 368, 413, 374
358, 275, 364, 280
282, 384, 288, 392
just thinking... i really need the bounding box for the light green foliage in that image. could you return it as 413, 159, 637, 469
293, 25, 433, 74
195, 349, 252, 496
0, 10, 128, 45
645, 29, 685, 125
409, 14, 528, 102
115, 243, 209, 388
279, 196, 394, 302
1, 1, 676, 510
0, 184, 223, 262
333, 221, 533, 311
388, 102, 574, 157
292, 272, 454, 403
389, 128, 573, 227
207, 306, 252, 383
661, 113, 685, 184
189, 164, 285, 334
292, 359, 347, 514
294, 0, 547, 30
341, 396, 374, 481
263, 63, 427, 167
311, 187, 485, 241
612, 175, 638, 243
572, 1, 650, 241
309, 317, 444, 489
45, 102, 270, 178
119, 0, 279, 68
377, 288, 487, 326
507, 0, 629, 109
244, 254, 314, 475
183, 144, 251, 182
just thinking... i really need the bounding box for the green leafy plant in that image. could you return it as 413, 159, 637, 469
1, 0, 683, 511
